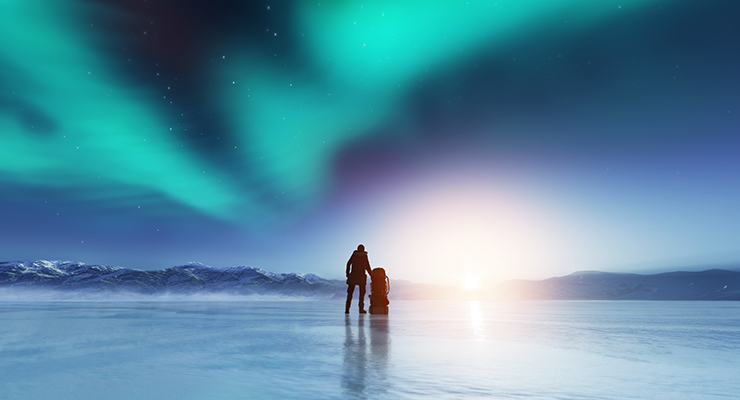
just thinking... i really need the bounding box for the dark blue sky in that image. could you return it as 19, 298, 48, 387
1, 0, 738, 285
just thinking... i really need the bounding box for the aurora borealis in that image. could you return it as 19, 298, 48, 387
1, 0, 739, 286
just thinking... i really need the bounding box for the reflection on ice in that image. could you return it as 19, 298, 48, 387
468, 301, 485, 341
342, 315, 366, 395
342, 315, 390, 398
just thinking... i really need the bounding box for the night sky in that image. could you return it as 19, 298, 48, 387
1, 0, 739, 287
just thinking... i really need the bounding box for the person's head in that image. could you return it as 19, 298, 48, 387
357, 244, 365, 252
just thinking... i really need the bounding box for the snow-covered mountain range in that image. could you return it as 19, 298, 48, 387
3, 260, 739, 301
0, 260, 337, 299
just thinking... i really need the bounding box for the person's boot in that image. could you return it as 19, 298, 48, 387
359, 304, 367, 314
345, 299, 351, 314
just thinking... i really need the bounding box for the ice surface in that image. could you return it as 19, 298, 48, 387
1, 301, 739, 399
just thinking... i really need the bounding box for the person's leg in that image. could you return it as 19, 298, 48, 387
345, 284, 355, 313
358, 283, 367, 313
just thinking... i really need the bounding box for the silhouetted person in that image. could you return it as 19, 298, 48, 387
346, 244, 372, 314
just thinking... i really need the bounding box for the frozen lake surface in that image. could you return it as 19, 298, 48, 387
1, 300, 739, 399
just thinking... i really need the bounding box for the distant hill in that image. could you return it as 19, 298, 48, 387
491, 269, 740, 300
0, 260, 336, 299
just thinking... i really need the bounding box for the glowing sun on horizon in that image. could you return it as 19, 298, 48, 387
462, 275, 480, 290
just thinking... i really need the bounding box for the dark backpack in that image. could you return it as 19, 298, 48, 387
370, 268, 390, 307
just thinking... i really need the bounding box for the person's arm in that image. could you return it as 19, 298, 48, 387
346, 255, 352, 278
366, 257, 372, 275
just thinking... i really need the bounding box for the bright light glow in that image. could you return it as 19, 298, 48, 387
462, 275, 480, 290
373, 171, 563, 286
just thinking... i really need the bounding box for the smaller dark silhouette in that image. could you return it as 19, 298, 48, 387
346, 244, 372, 314
369, 268, 390, 315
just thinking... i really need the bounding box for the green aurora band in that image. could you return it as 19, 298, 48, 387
1, 0, 663, 225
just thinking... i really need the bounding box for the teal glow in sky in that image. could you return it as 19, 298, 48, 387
1, 0, 739, 285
